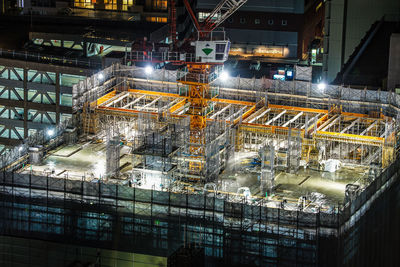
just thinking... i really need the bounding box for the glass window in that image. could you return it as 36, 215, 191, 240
240, 18, 246, 24
216, 44, 226, 53
198, 12, 210, 22
122, 0, 134, 10
153, 0, 167, 10
268, 19, 274, 25
74, 0, 94, 9
215, 54, 224, 60
282, 19, 287, 26
104, 0, 117, 10
255, 19, 260, 24
146, 17, 167, 23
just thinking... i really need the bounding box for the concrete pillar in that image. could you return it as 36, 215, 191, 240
29, 147, 43, 165
23, 68, 28, 138
64, 128, 77, 145
106, 135, 120, 178
55, 72, 60, 124
260, 143, 274, 197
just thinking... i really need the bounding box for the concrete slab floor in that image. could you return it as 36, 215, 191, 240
20, 144, 369, 207
220, 152, 368, 206
21, 142, 131, 181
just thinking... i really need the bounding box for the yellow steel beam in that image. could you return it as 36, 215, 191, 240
307, 114, 329, 134
212, 98, 255, 106
240, 123, 305, 136
316, 130, 384, 142
129, 89, 254, 106
96, 106, 186, 119
91, 90, 116, 108
315, 130, 384, 146
128, 89, 180, 98
233, 105, 256, 125
268, 104, 328, 114
169, 99, 187, 114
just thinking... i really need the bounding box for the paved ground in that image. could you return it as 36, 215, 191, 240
21, 144, 368, 207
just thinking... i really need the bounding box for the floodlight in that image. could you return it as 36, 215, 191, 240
318, 82, 326, 90
47, 129, 55, 137
145, 66, 153, 75
98, 73, 104, 80
220, 70, 229, 81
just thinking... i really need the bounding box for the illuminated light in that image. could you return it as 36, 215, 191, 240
98, 73, 104, 80
94, 161, 106, 178
18, 146, 23, 152
312, 49, 317, 55
220, 70, 229, 81
145, 66, 153, 75
318, 82, 326, 90
273, 74, 285, 81
47, 129, 55, 137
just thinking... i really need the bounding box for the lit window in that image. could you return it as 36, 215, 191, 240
146, 17, 168, 23
74, 0, 94, 9
255, 19, 260, 25
240, 18, 246, 24
153, 0, 167, 10
268, 19, 274, 25
122, 0, 134, 11
198, 12, 210, 22
104, 0, 117, 10
198, 12, 220, 22
282, 19, 287, 26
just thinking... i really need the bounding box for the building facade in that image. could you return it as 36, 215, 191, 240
323, 0, 400, 83
0, 52, 94, 151
196, 0, 324, 62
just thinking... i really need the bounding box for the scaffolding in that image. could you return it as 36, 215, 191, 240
71, 64, 399, 195
1, 157, 399, 266
0, 63, 400, 266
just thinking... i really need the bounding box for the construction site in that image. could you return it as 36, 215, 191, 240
19, 63, 398, 209
0, 61, 399, 266
0, 0, 400, 266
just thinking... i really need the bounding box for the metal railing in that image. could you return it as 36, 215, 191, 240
126, 51, 196, 63
0, 49, 102, 69
0, 118, 73, 170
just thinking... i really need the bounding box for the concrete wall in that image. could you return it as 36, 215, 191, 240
324, 0, 400, 83
388, 33, 400, 91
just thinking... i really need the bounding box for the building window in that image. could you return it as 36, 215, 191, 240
228, 17, 234, 23
104, 0, 117, 10
74, 0, 94, 9
153, 0, 167, 10
122, 0, 134, 11
240, 18, 246, 24
198, 12, 220, 22
282, 19, 287, 26
198, 12, 210, 22
268, 19, 274, 25
146, 17, 168, 23
255, 19, 260, 25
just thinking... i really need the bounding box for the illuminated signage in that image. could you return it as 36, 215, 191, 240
254, 46, 284, 57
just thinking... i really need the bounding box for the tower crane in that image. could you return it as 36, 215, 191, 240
129, 0, 248, 181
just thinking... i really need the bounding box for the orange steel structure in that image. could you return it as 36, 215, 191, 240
178, 64, 219, 175
90, 88, 396, 169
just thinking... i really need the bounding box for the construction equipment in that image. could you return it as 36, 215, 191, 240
128, 0, 248, 181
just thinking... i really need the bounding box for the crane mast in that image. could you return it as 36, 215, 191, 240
130, 0, 247, 181
179, 0, 247, 180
